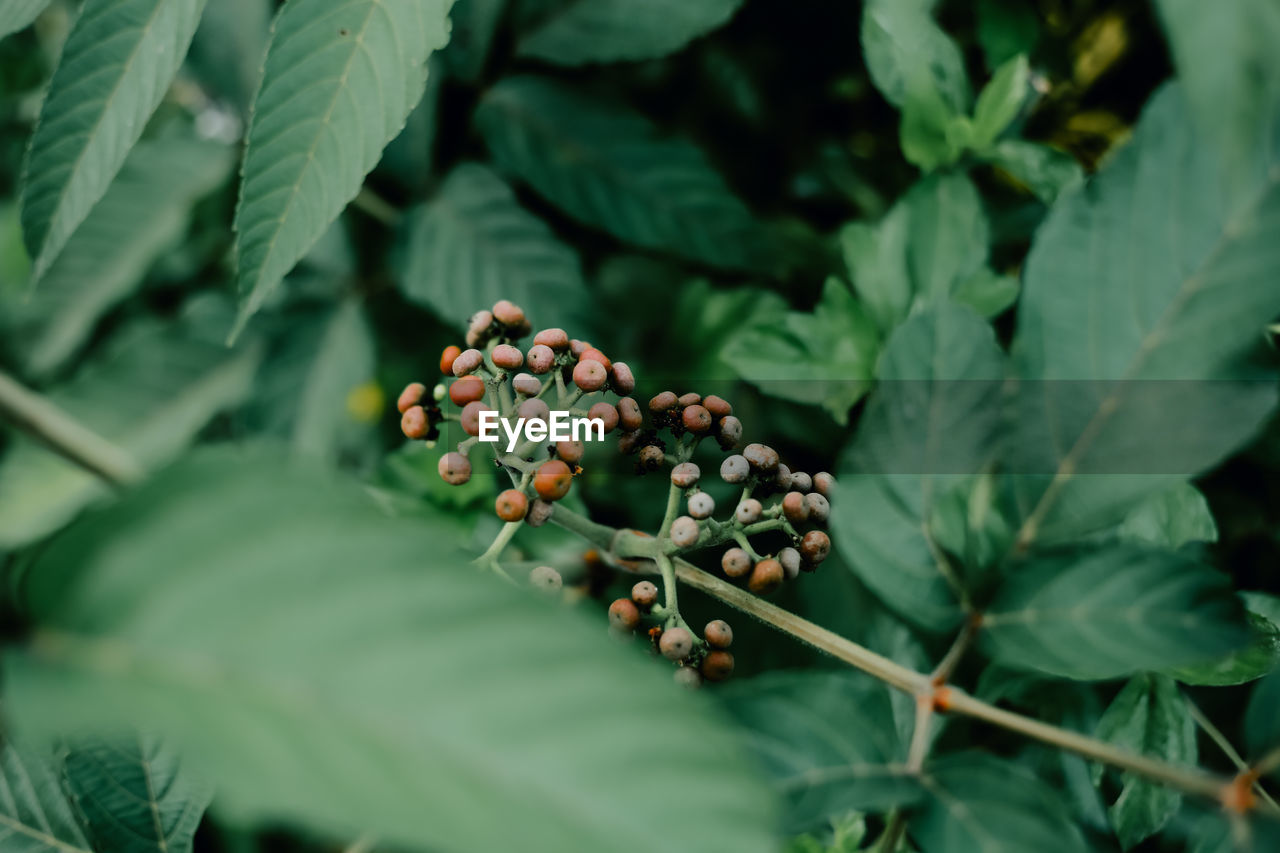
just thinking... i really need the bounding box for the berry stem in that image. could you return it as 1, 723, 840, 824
655, 481, 686, 620
731, 530, 764, 561
1186, 695, 1280, 814
473, 520, 522, 575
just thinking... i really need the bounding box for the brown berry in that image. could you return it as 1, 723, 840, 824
670, 462, 701, 488
491, 299, 525, 327
397, 382, 426, 413
813, 472, 835, 497
743, 443, 779, 473
659, 627, 694, 661
440, 346, 463, 375
452, 348, 484, 377
782, 491, 809, 524
492, 344, 524, 370
649, 391, 678, 412
721, 547, 751, 578
579, 347, 612, 370
609, 362, 635, 394
748, 559, 784, 594
572, 359, 608, 392
608, 598, 641, 631
800, 530, 831, 564
534, 459, 573, 500
700, 650, 735, 681
677, 392, 702, 408
460, 401, 488, 436
438, 452, 472, 485
526, 498, 554, 527
716, 415, 743, 450
631, 581, 659, 607
448, 375, 486, 406
527, 344, 555, 374
569, 339, 592, 358
805, 492, 830, 524
588, 401, 619, 432
495, 489, 529, 521
617, 430, 644, 454
556, 440, 585, 464
513, 373, 541, 396
703, 395, 732, 417
616, 397, 643, 431
638, 444, 665, 470
704, 620, 733, 649
682, 404, 712, 433
401, 405, 429, 439
533, 328, 570, 351
790, 471, 813, 493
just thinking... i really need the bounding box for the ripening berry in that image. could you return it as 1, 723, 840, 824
677, 392, 702, 408
401, 405, 429, 439
495, 489, 529, 522
529, 565, 562, 592
616, 397, 643, 431
492, 344, 524, 370
573, 359, 608, 392
397, 382, 426, 413
790, 471, 813, 493
779, 547, 802, 580
466, 310, 494, 347
716, 415, 743, 450
703, 395, 732, 417
649, 391, 678, 412
775, 464, 792, 490
638, 444, 665, 470
800, 530, 831, 564
671, 462, 701, 488
743, 443, 779, 473
609, 362, 635, 395
720, 454, 749, 483
579, 347, 612, 370
588, 401, 619, 432
674, 666, 702, 688
805, 492, 830, 524
782, 491, 809, 524
527, 344, 555, 374
608, 598, 641, 631
721, 547, 751, 578
526, 498, 554, 527
813, 471, 835, 497
735, 499, 762, 524
438, 452, 472, 485
439, 346, 462, 375
701, 650, 735, 681
659, 626, 694, 660
748, 559, 784, 594
631, 581, 659, 608
617, 430, 643, 454
535, 459, 574, 500
513, 373, 541, 396
448, 375, 486, 406
670, 516, 700, 547
569, 339, 592, 358
703, 620, 733, 649
682, 404, 712, 433
688, 492, 715, 519
460, 401, 488, 436
534, 328, 570, 351
518, 397, 550, 423
556, 440, 585, 464
491, 299, 525, 327
452, 348, 484, 377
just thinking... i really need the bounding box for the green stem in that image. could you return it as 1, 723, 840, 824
1186, 696, 1280, 815
473, 521, 522, 573
874, 811, 907, 853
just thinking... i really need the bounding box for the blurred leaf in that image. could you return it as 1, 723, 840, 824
1091, 674, 1195, 848
0, 308, 260, 548
1116, 482, 1217, 548
232, 0, 454, 340
722, 278, 878, 424
833, 303, 1005, 630
840, 207, 911, 333
719, 672, 923, 833
861, 0, 970, 113
187, 0, 273, 113
4, 451, 779, 853
20, 0, 208, 282
905, 173, 988, 304
982, 545, 1249, 680
0, 742, 92, 853
1169, 607, 1280, 687
444, 0, 506, 81
63, 735, 211, 853
951, 267, 1019, 318
395, 163, 587, 331
286, 299, 378, 459
899, 74, 967, 171
1188, 812, 1280, 853
1010, 85, 1280, 544
972, 54, 1029, 148
0, 0, 53, 40
5, 138, 233, 379
980, 139, 1083, 203
1246, 669, 1280, 761
913, 753, 1088, 853
976, 0, 1038, 70
519, 0, 744, 66
380, 57, 444, 196
476, 74, 773, 271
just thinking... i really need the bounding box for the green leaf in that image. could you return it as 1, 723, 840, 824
951, 267, 1019, 318
1189, 812, 1280, 853
63, 736, 211, 853
719, 672, 923, 833
442, 0, 506, 81
976, 0, 1038, 71
899, 78, 966, 171
1092, 674, 1196, 848
0, 0, 53, 40
0, 743, 92, 853
1246, 669, 1280, 761
231, 0, 454, 340
519, 0, 744, 66
840, 209, 912, 333
905, 173, 989, 304
395, 163, 588, 332
475, 74, 772, 271
1117, 482, 1218, 548
1166, 593, 1280, 686
287, 299, 377, 459
1010, 85, 1280, 545
972, 54, 1029, 148
3, 452, 779, 853
913, 753, 1088, 853
833, 303, 1006, 630
722, 278, 879, 424
4, 138, 233, 379
982, 544, 1249, 680
187, 0, 273, 113
0, 305, 260, 548
981, 139, 1083, 202
20, 0, 208, 282
861, 0, 970, 114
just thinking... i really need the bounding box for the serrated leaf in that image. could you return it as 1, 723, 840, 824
719, 672, 923, 833
231, 0, 454, 340
5, 138, 233, 379
63, 736, 211, 853
0, 306, 260, 548
0, 743, 92, 853
1246, 669, 1280, 762
1092, 674, 1195, 848
1010, 85, 1280, 545
20, 0, 208, 282
0, 0, 53, 40
982, 544, 1249, 680
518, 0, 744, 66
981, 139, 1083, 202
861, 0, 970, 114
3, 451, 778, 853
972, 54, 1029, 148
913, 753, 1088, 853
833, 303, 1006, 631
475, 74, 772, 271
395, 163, 588, 331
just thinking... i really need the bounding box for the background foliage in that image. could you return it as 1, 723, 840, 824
1, 0, 1280, 851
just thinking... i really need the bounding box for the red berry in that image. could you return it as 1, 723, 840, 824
609, 362, 635, 395
659, 627, 694, 661
527, 344, 555, 374
449, 375, 486, 406
631, 581, 659, 607
703, 395, 732, 417
704, 620, 733, 649
401, 405, 429, 439
439, 345, 462, 375
533, 328, 569, 350
588, 401, 619, 432
800, 530, 831, 564
556, 440, 584, 464
569, 339, 592, 358
579, 347, 612, 370
492, 344, 524, 370
721, 547, 751, 578
572, 359, 608, 392
748, 559, 784, 594
677, 392, 702, 408
616, 397, 643, 431
512, 373, 541, 396
495, 489, 529, 521
397, 382, 426, 413
649, 391, 678, 412
716, 415, 743, 450
534, 460, 573, 500
452, 348, 484, 377
608, 598, 641, 631
491, 299, 525, 327
682, 404, 712, 433
813, 472, 835, 497
438, 452, 472, 485
700, 650, 735, 681
460, 401, 488, 436
782, 491, 809, 524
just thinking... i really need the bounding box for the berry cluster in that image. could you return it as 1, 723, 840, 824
397, 300, 835, 686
